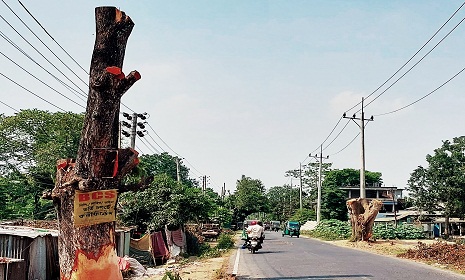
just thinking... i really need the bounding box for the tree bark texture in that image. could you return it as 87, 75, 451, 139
346, 198, 383, 241
52, 7, 140, 280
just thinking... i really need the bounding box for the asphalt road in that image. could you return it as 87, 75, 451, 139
230, 231, 465, 280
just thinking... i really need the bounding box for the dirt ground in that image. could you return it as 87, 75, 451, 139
129, 253, 233, 280
324, 238, 465, 274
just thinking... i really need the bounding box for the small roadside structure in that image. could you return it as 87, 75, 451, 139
0, 225, 59, 280
201, 224, 221, 240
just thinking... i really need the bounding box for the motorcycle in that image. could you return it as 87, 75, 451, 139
245, 236, 262, 253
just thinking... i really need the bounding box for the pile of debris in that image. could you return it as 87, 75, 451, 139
398, 241, 465, 272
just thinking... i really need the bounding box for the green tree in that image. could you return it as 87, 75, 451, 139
138, 153, 195, 187
407, 137, 465, 237
319, 168, 383, 221
0, 110, 83, 219
285, 162, 332, 202
119, 174, 213, 232
266, 185, 301, 222
231, 176, 269, 222
266, 186, 289, 222
323, 168, 382, 188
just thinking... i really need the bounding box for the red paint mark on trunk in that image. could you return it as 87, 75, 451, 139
134, 71, 141, 80
68, 244, 122, 280
106, 66, 122, 75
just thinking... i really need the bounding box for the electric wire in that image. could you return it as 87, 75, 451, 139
329, 132, 360, 157
346, 1, 465, 114
2, 0, 88, 87
0, 30, 87, 102
145, 132, 166, 153
322, 119, 351, 152
17, 0, 89, 75
138, 136, 160, 154
0, 13, 88, 98
0, 72, 67, 112
375, 66, 465, 116
0, 100, 19, 113
305, 116, 344, 161
0, 49, 86, 109
306, 2, 465, 168
364, 15, 465, 109
146, 122, 180, 157
143, 121, 205, 178
10, 0, 136, 113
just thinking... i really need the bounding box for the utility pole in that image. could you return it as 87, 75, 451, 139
390, 187, 397, 228
175, 157, 181, 183
221, 183, 226, 201
202, 176, 206, 192
299, 162, 303, 210
310, 145, 329, 224
343, 97, 373, 199
289, 178, 292, 216
121, 112, 147, 149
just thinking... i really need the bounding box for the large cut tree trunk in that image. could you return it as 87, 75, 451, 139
51, 7, 140, 280
346, 198, 383, 242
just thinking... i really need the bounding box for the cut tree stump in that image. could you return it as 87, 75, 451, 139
346, 198, 383, 242
51, 7, 141, 280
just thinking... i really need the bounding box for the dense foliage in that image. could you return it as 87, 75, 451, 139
228, 176, 269, 223
266, 185, 300, 222
408, 137, 465, 236
119, 174, 214, 231
317, 168, 382, 221
0, 110, 83, 220
216, 233, 235, 249
373, 223, 425, 240
304, 219, 351, 240
290, 208, 316, 225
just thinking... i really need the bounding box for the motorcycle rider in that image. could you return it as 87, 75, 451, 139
245, 220, 264, 249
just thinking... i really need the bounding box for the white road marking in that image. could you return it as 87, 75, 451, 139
232, 247, 241, 276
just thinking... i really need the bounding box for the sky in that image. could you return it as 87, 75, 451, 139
1, 1, 465, 195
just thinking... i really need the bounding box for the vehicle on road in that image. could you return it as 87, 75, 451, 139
282, 221, 300, 238
270, 221, 280, 232
245, 236, 261, 253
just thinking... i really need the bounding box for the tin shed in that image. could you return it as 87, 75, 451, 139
0, 225, 59, 280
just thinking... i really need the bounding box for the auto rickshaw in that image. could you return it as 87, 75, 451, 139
282, 221, 300, 238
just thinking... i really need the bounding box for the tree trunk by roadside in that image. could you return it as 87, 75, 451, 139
51, 7, 140, 280
444, 216, 450, 238
346, 198, 383, 241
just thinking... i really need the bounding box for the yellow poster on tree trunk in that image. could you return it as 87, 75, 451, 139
74, 189, 118, 227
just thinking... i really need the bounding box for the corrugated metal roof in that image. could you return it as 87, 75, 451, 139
0, 225, 58, 238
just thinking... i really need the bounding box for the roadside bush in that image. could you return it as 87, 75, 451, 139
197, 242, 212, 256
195, 234, 233, 259
373, 223, 425, 240
290, 208, 316, 225
305, 219, 351, 240
216, 233, 235, 249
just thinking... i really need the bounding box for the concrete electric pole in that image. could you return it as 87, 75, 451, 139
311, 145, 329, 224
343, 97, 373, 199
299, 162, 303, 210
175, 157, 181, 183
121, 112, 147, 149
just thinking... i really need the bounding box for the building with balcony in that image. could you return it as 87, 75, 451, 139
339, 183, 405, 213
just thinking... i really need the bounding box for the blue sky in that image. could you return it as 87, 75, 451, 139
1, 1, 465, 194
